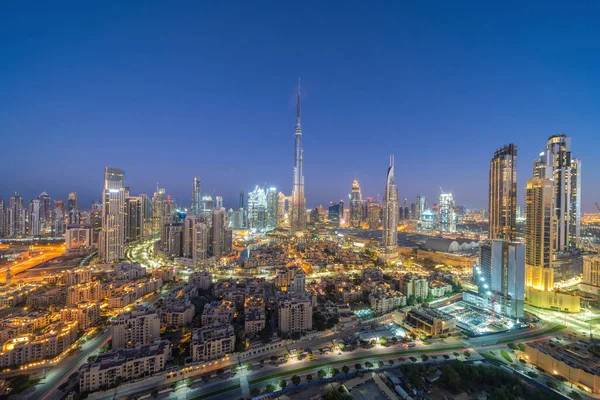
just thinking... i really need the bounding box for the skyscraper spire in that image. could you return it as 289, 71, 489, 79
296, 78, 301, 133
291, 78, 307, 233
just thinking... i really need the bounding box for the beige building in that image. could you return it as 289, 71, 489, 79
369, 290, 406, 314
277, 296, 313, 334
525, 340, 600, 394
191, 324, 235, 362
400, 275, 429, 299
80, 340, 170, 392
189, 270, 212, 291
111, 307, 161, 349
0, 321, 78, 367
67, 281, 103, 306
60, 302, 100, 330
581, 255, 600, 295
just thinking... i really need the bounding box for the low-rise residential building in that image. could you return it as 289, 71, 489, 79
244, 297, 266, 335
189, 270, 212, 291
107, 277, 162, 309
67, 281, 103, 305
80, 340, 170, 392
26, 287, 67, 308
0, 312, 52, 343
60, 302, 100, 330
400, 274, 429, 300
201, 301, 235, 326
191, 325, 235, 363
369, 289, 406, 314
111, 307, 161, 349
152, 266, 175, 282
0, 321, 78, 367
0, 285, 40, 307
114, 263, 147, 280
429, 281, 453, 298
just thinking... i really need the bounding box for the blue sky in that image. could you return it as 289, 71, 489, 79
1, 1, 599, 211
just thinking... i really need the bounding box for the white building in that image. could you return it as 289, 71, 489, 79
277, 296, 313, 334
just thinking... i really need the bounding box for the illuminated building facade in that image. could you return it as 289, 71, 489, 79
438, 191, 455, 232
99, 167, 126, 262
534, 134, 581, 251
266, 187, 279, 230
382, 155, 399, 259
349, 179, 363, 228
489, 144, 517, 241
248, 186, 267, 231
191, 175, 202, 215
291, 80, 307, 233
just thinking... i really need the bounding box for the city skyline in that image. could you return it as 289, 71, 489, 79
2, 3, 600, 211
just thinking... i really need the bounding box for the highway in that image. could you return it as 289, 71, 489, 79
0, 244, 65, 283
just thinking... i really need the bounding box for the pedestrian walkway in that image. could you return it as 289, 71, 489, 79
239, 375, 249, 396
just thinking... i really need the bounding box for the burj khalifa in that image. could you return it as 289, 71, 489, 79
291, 79, 307, 233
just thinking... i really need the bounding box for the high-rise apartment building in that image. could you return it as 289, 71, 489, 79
99, 167, 126, 262
211, 207, 226, 257
581, 255, 600, 295
90, 199, 102, 246
534, 134, 581, 252
525, 178, 555, 291
291, 80, 307, 233
38, 191, 52, 234
438, 191, 455, 232
382, 156, 399, 259
27, 199, 40, 236
152, 187, 166, 234
477, 240, 525, 318
125, 196, 143, 243
248, 186, 267, 231
489, 144, 517, 241
193, 221, 209, 266
350, 180, 363, 228
7, 192, 25, 237
191, 175, 202, 215
328, 201, 343, 228
139, 194, 153, 239
0, 198, 5, 237
266, 187, 279, 230
367, 199, 381, 230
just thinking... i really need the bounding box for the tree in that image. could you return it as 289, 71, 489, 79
246, 363, 253, 371
266, 383, 276, 393
441, 365, 461, 393
377, 360, 384, 368
250, 388, 260, 397
342, 365, 350, 374
338, 343, 346, 350
355, 363, 362, 370
318, 369, 327, 378
279, 379, 287, 389
407, 295, 416, 306
365, 361, 373, 368
330, 367, 340, 376
306, 374, 313, 381
380, 337, 388, 346
323, 388, 353, 400
260, 359, 265, 365
388, 360, 395, 365
421, 354, 429, 362
292, 375, 301, 385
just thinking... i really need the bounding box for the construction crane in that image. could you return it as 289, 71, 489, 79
595, 202, 600, 211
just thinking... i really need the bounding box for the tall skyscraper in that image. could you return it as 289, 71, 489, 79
291, 79, 306, 233
349, 180, 363, 228
477, 240, 525, 318
215, 196, 223, 210
191, 175, 202, 215
328, 201, 343, 228
28, 199, 41, 236
248, 186, 267, 231
264, 187, 277, 230
534, 134, 581, 252
99, 167, 126, 262
125, 196, 143, 243
382, 156, 399, 259
211, 207, 226, 257
525, 178, 555, 291
68, 192, 78, 212
0, 197, 5, 237
152, 186, 166, 234
90, 199, 102, 245
139, 193, 153, 239
489, 144, 517, 241
7, 192, 25, 237
438, 191, 455, 232
38, 191, 52, 234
